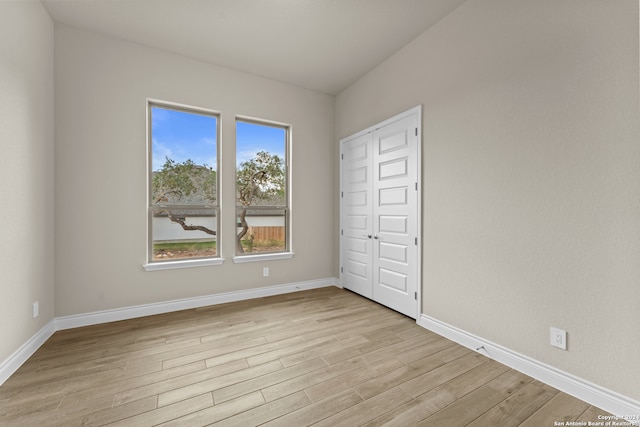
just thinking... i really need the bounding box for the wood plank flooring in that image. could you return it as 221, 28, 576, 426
0, 287, 612, 426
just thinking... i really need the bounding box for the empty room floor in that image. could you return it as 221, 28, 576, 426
0, 287, 610, 426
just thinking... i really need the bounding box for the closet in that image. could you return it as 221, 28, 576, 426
340, 106, 421, 318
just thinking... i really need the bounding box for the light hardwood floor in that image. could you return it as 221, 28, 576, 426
0, 287, 611, 426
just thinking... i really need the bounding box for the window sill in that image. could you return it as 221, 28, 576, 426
232, 252, 295, 264
143, 257, 224, 271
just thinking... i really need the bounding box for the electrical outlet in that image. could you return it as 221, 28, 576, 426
263, 267, 269, 277
32, 301, 39, 319
550, 327, 567, 350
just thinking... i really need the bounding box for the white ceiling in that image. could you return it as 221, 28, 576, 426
42, 0, 466, 95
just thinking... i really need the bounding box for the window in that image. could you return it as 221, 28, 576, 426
235, 118, 291, 259
147, 101, 220, 266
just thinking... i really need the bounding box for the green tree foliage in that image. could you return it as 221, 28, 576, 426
152, 158, 217, 236
152, 158, 216, 205
236, 151, 285, 207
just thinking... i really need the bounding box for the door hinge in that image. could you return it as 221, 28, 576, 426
415, 237, 418, 245
341, 229, 343, 235
415, 128, 418, 136
414, 292, 417, 300
341, 191, 343, 198
341, 153, 344, 160
341, 266, 344, 273
415, 182, 418, 191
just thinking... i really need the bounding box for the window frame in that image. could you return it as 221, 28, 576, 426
143, 99, 223, 271
232, 116, 294, 263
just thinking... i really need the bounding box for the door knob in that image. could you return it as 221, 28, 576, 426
373, 235, 379, 239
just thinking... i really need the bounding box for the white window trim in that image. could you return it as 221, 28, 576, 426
234, 115, 293, 259
145, 99, 222, 269
143, 257, 225, 272
232, 252, 294, 264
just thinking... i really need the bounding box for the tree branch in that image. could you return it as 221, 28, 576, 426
236, 208, 249, 253
162, 211, 216, 235
154, 190, 184, 204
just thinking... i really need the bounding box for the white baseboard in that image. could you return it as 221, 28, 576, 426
0, 277, 338, 386
418, 314, 640, 425
0, 320, 56, 386
55, 277, 338, 330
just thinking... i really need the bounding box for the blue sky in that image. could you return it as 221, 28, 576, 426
151, 106, 286, 172
236, 120, 286, 168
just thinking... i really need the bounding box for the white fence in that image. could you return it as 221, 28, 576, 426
152, 215, 283, 242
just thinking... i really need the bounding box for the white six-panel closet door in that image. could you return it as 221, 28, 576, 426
340, 106, 421, 319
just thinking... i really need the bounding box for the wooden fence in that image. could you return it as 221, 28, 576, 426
249, 226, 285, 243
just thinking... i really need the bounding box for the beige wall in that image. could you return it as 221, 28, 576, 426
5, 0, 639, 406
54, 26, 335, 316
336, 0, 640, 401
0, 2, 55, 362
